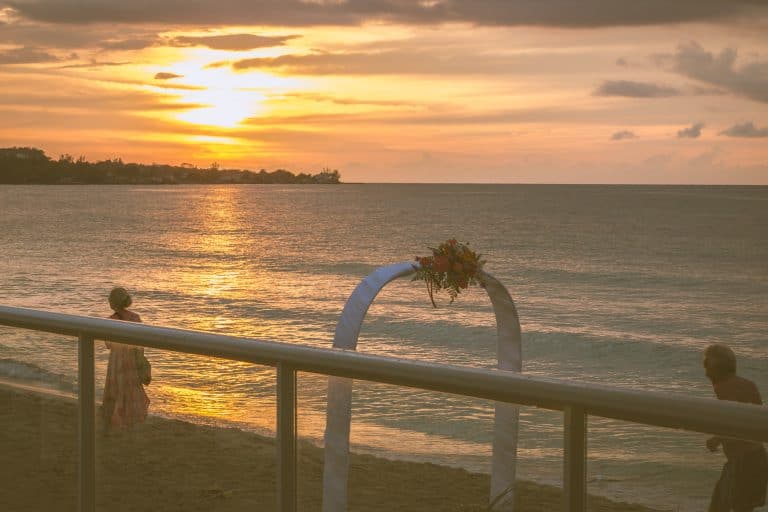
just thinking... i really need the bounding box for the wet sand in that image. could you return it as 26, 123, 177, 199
0, 384, 666, 511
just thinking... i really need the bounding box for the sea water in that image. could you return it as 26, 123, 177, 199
1, 184, 766, 510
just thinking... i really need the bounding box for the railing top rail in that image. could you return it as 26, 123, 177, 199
1, 304, 766, 442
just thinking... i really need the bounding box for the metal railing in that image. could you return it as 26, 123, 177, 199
1, 305, 767, 512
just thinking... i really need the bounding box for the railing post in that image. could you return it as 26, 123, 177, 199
277, 363, 297, 512
78, 334, 96, 512
563, 405, 587, 512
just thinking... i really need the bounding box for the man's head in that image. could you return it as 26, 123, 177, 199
703, 344, 737, 383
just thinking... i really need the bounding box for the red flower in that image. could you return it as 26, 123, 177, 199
413, 238, 485, 307
417, 256, 433, 266
433, 255, 450, 273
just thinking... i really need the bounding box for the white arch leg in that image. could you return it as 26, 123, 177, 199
322, 263, 522, 512
484, 273, 523, 511
323, 262, 415, 512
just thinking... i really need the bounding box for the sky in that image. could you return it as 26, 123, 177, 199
0, 0, 767, 183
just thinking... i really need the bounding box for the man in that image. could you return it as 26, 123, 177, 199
704, 344, 768, 512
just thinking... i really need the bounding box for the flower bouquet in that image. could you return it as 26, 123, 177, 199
413, 239, 486, 307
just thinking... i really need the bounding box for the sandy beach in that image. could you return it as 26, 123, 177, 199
0, 383, 667, 512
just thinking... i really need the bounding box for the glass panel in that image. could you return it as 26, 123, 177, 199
344, 381, 495, 511
297, 371, 327, 511
587, 417, 717, 512
517, 407, 564, 509
0, 327, 79, 511
95, 345, 276, 510
299, 370, 570, 512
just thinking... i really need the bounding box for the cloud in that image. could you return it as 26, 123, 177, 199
688, 84, 727, 96
168, 33, 298, 51
279, 92, 421, 108
154, 72, 182, 80
0, 18, 161, 50
205, 60, 230, 69
99, 38, 158, 51
611, 130, 637, 140
241, 103, 631, 127
150, 83, 207, 91
3, 0, 764, 28
223, 48, 602, 76
615, 57, 627, 67
0, 86, 206, 112
58, 59, 131, 68
668, 41, 768, 103
719, 121, 768, 137
677, 122, 704, 138
594, 80, 680, 98
0, 45, 59, 64
227, 50, 492, 74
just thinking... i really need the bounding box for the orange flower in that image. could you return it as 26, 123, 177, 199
417, 256, 433, 266
413, 238, 485, 307
433, 255, 450, 273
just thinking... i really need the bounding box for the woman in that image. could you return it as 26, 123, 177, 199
102, 287, 150, 430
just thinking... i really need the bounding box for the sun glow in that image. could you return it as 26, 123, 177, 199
176, 87, 263, 128
147, 54, 309, 129
168, 65, 267, 128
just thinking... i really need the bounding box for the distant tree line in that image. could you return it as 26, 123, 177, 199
0, 147, 341, 185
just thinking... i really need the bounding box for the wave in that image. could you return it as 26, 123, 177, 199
0, 358, 77, 394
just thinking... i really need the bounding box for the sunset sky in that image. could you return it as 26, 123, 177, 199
1, 1, 767, 183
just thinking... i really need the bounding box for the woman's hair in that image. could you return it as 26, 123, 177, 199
108, 287, 132, 311
704, 343, 737, 376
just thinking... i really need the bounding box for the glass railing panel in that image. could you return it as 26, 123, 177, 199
586, 417, 719, 512
94, 345, 277, 510
302, 373, 569, 512
296, 371, 327, 512
516, 407, 565, 510
0, 327, 79, 512
341, 381, 494, 511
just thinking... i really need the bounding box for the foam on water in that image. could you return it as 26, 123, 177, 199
0, 357, 77, 393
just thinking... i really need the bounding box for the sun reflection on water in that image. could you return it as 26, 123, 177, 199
156, 384, 240, 420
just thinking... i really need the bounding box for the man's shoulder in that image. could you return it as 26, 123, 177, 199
715, 375, 762, 405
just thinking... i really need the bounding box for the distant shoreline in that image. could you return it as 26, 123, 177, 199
0, 146, 341, 185
0, 182, 765, 187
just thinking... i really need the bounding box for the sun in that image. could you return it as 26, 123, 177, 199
176, 87, 262, 128
147, 55, 308, 129
168, 65, 268, 128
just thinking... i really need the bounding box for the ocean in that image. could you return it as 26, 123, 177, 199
1, 184, 766, 510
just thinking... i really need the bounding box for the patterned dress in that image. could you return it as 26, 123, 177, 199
102, 311, 150, 429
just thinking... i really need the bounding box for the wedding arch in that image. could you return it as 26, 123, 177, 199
322, 261, 522, 512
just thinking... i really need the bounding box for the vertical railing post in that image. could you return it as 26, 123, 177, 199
277, 363, 297, 512
563, 406, 587, 512
78, 334, 96, 512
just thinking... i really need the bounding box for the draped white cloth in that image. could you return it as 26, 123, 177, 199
322, 262, 522, 512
